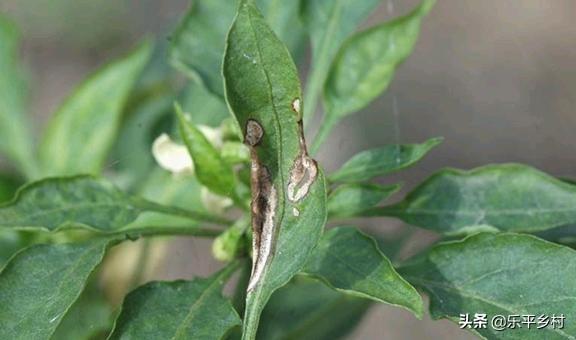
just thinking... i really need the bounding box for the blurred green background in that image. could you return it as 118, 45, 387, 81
1, 0, 575, 338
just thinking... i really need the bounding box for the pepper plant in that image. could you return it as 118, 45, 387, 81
1, 0, 575, 339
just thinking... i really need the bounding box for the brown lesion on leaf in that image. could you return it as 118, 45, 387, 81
245, 119, 277, 292
287, 107, 318, 203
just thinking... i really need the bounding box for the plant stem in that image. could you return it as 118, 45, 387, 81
117, 225, 224, 238
135, 198, 234, 226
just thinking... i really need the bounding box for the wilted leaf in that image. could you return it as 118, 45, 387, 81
258, 277, 371, 340
40, 42, 151, 176
0, 15, 37, 178
373, 164, 576, 235
400, 233, 576, 339
330, 138, 442, 183
0, 240, 112, 340
328, 183, 400, 219
223, 1, 327, 338
0, 176, 225, 233
303, 227, 423, 318
109, 264, 241, 340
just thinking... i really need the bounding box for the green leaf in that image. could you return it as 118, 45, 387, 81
40, 42, 152, 176
0, 173, 22, 203
171, 0, 303, 99
180, 83, 230, 127
322, 0, 435, 128
223, 2, 327, 339
109, 263, 241, 340
0, 240, 112, 340
112, 85, 175, 190
0, 176, 226, 233
399, 233, 576, 339
176, 104, 238, 200
301, 0, 381, 121
0, 15, 38, 178
303, 227, 423, 318
373, 163, 576, 235
221, 142, 250, 165
328, 183, 400, 219
258, 277, 371, 340
170, 0, 236, 98
255, 0, 306, 61
329, 138, 442, 183
52, 283, 113, 340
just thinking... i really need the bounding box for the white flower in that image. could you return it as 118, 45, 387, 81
151, 133, 194, 174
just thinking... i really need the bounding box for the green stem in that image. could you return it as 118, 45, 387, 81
310, 117, 336, 155
135, 198, 234, 226
242, 283, 272, 340
117, 225, 224, 238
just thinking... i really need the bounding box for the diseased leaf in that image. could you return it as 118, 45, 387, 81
176, 104, 238, 200
258, 277, 371, 340
400, 233, 576, 339
109, 263, 241, 340
303, 227, 423, 318
322, 0, 435, 131
373, 163, 576, 235
301, 0, 381, 120
0, 240, 112, 340
330, 138, 442, 183
40, 42, 151, 176
0, 15, 37, 178
328, 183, 400, 219
223, 2, 327, 338
0, 176, 225, 233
